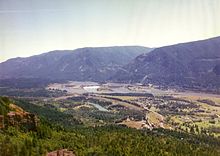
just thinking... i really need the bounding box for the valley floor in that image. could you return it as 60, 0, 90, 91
45, 81, 220, 136
1, 80, 220, 155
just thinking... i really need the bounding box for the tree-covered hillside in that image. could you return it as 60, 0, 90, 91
0, 97, 220, 156
0, 46, 150, 81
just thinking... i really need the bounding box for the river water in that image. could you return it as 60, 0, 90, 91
88, 102, 109, 112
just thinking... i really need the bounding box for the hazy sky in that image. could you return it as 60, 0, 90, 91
0, 0, 220, 62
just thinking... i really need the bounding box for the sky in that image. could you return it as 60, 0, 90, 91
0, 0, 220, 62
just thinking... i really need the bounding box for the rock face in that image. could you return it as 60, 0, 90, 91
0, 46, 151, 81
47, 149, 76, 156
6, 104, 39, 130
114, 37, 220, 90
0, 97, 39, 130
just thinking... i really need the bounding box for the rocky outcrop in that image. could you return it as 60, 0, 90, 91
6, 104, 39, 130
47, 149, 76, 156
0, 97, 39, 130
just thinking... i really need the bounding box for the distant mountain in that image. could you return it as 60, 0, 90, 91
114, 37, 220, 90
214, 64, 220, 75
0, 46, 151, 81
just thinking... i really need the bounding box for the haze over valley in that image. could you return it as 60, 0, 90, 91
1, 0, 220, 155
1, 36, 220, 93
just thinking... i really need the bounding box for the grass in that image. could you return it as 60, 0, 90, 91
119, 120, 145, 129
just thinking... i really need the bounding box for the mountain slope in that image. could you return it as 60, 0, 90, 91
0, 46, 151, 81
0, 97, 38, 130
114, 37, 220, 90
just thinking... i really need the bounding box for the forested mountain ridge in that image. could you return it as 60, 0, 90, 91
114, 36, 220, 90
0, 46, 151, 81
1, 37, 220, 91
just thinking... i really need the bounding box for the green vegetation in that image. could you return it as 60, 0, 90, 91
14, 98, 144, 127
14, 99, 82, 128
1, 96, 220, 155
0, 96, 10, 115
1, 123, 220, 156
0, 88, 66, 98
0, 78, 66, 97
